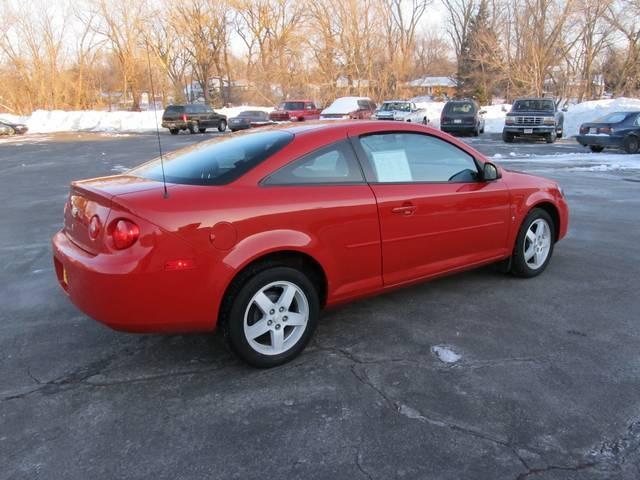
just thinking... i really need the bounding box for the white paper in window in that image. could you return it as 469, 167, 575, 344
371, 150, 412, 182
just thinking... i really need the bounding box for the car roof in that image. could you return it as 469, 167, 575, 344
280, 99, 313, 102
382, 100, 411, 103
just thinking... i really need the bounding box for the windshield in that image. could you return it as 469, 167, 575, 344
512, 99, 555, 112
381, 102, 411, 112
595, 112, 628, 124
132, 131, 293, 185
279, 102, 305, 110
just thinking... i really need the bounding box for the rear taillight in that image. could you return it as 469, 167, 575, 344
88, 215, 101, 240
182, 114, 187, 122
110, 219, 140, 250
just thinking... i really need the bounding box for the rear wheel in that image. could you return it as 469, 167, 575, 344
218, 120, 227, 132
511, 208, 555, 278
188, 121, 198, 134
502, 132, 513, 143
624, 135, 639, 154
169, 129, 179, 135
223, 266, 319, 368
589, 145, 604, 153
198, 127, 207, 133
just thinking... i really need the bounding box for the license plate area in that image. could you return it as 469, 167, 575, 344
524, 128, 533, 134
454, 119, 462, 124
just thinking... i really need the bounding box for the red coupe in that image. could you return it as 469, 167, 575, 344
52, 121, 569, 367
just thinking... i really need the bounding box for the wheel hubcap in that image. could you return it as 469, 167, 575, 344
243, 281, 309, 356
523, 219, 551, 270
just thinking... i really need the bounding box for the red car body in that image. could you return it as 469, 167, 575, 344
52, 121, 568, 336
269, 100, 321, 122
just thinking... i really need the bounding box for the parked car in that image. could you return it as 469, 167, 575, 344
0, 119, 28, 135
161, 104, 227, 135
229, 110, 272, 132
269, 100, 321, 122
503, 98, 564, 143
52, 121, 568, 367
576, 111, 640, 154
440, 100, 485, 136
375, 100, 428, 124
320, 97, 377, 120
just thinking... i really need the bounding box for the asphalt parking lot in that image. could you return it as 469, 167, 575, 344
1, 130, 640, 479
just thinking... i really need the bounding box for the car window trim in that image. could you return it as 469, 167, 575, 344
260, 138, 367, 187
349, 130, 484, 185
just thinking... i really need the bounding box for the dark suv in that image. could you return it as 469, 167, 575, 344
440, 100, 485, 136
162, 104, 227, 135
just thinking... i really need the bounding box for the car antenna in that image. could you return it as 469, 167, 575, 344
145, 43, 169, 199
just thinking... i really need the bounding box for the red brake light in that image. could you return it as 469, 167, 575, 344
182, 114, 187, 122
88, 215, 101, 240
111, 219, 139, 250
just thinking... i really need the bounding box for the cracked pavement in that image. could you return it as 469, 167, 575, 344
1, 132, 640, 479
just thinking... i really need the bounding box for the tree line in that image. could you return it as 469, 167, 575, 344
0, 0, 638, 114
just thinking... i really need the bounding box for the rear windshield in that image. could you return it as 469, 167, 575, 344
512, 99, 555, 112
280, 102, 305, 110
381, 102, 411, 112
132, 131, 294, 185
445, 102, 475, 114
596, 112, 628, 124
165, 105, 185, 114
239, 111, 266, 118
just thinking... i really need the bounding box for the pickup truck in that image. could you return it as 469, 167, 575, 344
269, 100, 321, 122
374, 100, 428, 124
503, 98, 564, 143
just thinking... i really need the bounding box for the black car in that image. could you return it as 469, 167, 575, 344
228, 110, 272, 132
440, 100, 485, 136
576, 111, 640, 154
503, 98, 564, 143
161, 104, 227, 135
0, 119, 28, 135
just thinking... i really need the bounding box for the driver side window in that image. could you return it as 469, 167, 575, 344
358, 132, 479, 183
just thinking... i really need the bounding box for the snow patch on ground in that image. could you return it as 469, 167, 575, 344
0, 106, 273, 134
431, 345, 461, 364
495, 152, 640, 171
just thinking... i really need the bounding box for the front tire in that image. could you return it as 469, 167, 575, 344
624, 135, 639, 154
511, 208, 555, 278
218, 120, 227, 132
223, 266, 319, 368
502, 132, 513, 143
188, 121, 198, 134
546, 131, 557, 144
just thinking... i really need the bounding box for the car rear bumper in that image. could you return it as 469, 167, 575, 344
51, 230, 218, 333
576, 135, 622, 147
162, 121, 188, 130
229, 124, 251, 131
503, 126, 555, 135
441, 124, 477, 133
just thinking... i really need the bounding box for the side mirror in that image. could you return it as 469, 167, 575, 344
483, 162, 501, 181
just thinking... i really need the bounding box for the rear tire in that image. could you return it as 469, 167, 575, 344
169, 129, 179, 135
624, 135, 639, 154
510, 208, 555, 278
218, 120, 227, 132
222, 266, 319, 368
589, 145, 604, 153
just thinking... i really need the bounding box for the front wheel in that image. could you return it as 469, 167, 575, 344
502, 132, 513, 143
624, 135, 639, 154
511, 209, 555, 278
218, 120, 227, 132
589, 145, 604, 153
188, 121, 198, 134
546, 131, 557, 144
223, 266, 319, 367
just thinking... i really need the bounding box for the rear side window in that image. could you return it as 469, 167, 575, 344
264, 140, 364, 185
133, 131, 293, 185
357, 132, 479, 183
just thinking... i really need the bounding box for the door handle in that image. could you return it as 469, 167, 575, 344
391, 203, 417, 216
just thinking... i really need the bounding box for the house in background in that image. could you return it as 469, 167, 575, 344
405, 76, 457, 98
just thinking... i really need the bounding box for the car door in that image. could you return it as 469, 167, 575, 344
352, 130, 512, 286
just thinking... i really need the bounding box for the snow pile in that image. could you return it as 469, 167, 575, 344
431, 345, 461, 364
495, 151, 640, 171
0, 106, 273, 134
563, 98, 640, 138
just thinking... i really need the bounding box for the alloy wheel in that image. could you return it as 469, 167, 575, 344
523, 219, 551, 270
